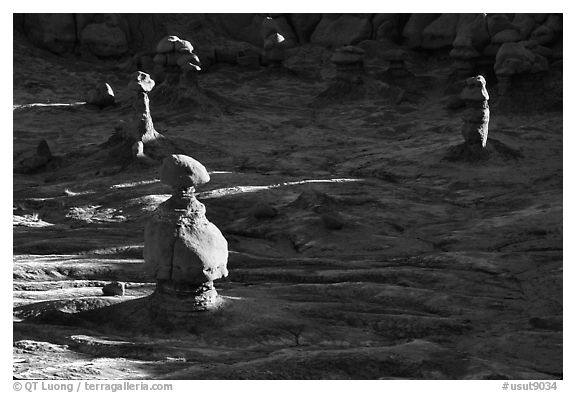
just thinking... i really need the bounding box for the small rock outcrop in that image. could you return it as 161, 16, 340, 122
102, 281, 125, 296
494, 41, 549, 95
85, 83, 115, 109
14, 140, 56, 174
144, 154, 229, 313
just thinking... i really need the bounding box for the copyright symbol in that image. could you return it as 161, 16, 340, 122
13, 382, 22, 391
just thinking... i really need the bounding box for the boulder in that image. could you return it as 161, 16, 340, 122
85, 83, 115, 108
511, 14, 537, 40
523, 40, 553, 58
80, 23, 129, 57
453, 14, 490, 50
528, 14, 561, 46
422, 13, 460, 49
402, 14, 440, 48
102, 281, 125, 296
15, 140, 53, 174
288, 13, 323, 43
492, 29, 523, 44
487, 14, 515, 37
159, 154, 210, 191
530, 25, 556, 46
372, 14, 407, 42
494, 42, 548, 76
23, 14, 77, 54
311, 14, 372, 47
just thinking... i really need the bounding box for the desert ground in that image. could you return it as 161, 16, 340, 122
13, 15, 562, 379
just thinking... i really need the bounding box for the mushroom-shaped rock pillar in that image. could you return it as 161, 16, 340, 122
144, 154, 228, 313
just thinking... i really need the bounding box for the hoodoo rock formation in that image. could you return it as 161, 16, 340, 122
153, 35, 201, 86
108, 71, 178, 164
144, 154, 229, 314
460, 75, 490, 150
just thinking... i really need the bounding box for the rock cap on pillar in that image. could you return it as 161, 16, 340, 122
460, 75, 489, 101
156, 35, 194, 53
160, 154, 211, 190
129, 71, 155, 92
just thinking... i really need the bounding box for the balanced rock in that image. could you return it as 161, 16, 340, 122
460, 75, 489, 149
144, 155, 228, 312
159, 154, 210, 191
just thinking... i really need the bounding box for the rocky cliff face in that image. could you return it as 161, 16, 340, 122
15, 13, 562, 92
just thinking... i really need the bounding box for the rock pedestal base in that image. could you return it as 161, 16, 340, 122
150, 281, 224, 315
